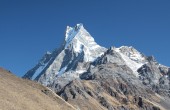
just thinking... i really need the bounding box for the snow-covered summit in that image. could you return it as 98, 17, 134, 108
23, 24, 106, 85
64, 23, 106, 61
65, 24, 82, 47
64, 23, 88, 48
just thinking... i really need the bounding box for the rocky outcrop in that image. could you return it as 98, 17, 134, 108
137, 56, 170, 97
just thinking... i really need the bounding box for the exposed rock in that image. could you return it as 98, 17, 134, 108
137, 57, 170, 97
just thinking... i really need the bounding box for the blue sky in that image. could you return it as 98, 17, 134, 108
0, 0, 170, 77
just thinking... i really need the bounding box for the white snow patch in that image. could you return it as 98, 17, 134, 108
32, 62, 49, 80
120, 53, 143, 76
59, 71, 79, 79
65, 26, 74, 41
58, 69, 87, 79
119, 46, 145, 63
91, 44, 100, 50
76, 69, 87, 74
65, 31, 77, 49
64, 24, 83, 49
46, 51, 51, 55
115, 48, 145, 77
57, 66, 67, 76
73, 40, 83, 53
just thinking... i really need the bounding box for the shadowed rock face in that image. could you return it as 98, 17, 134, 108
23, 24, 170, 110
137, 58, 170, 97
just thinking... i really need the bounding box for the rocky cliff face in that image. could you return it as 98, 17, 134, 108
137, 56, 170, 97
23, 24, 170, 110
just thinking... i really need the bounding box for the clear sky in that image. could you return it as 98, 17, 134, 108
0, 0, 170, 77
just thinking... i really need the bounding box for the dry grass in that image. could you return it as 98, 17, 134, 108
101, 92, 120, 106
143, 98, 166, 110
0, 68, 76, 110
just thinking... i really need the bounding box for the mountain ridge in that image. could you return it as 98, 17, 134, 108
23, 23, 170, 110
23, 23, 106, 85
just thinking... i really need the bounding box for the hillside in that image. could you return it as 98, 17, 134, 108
0, 67, 76, 110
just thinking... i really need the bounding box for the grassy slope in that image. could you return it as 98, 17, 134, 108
0, 68, 76, 110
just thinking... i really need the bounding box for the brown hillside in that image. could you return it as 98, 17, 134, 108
0, 68, 76, 110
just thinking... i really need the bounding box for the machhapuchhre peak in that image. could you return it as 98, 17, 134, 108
1, 24, 170, 110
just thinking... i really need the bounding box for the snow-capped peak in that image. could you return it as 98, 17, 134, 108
114, 46, 147, 76
64, 23, 106, 62
23, 23, 106, 85
118, 46, 146, 63
64, 23, 84, 48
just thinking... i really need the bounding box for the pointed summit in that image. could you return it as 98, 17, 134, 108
23, 23, 106, 85
64, 23, 96, 50
64, 24, 106, 61
64, 23, 84, 49
65, 23, 83, 44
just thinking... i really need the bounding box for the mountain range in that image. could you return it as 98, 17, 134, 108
21, 24, 170, 109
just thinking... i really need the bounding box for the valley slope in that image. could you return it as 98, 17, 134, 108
0, 68, 76, 110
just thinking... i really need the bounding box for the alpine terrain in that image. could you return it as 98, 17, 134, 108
23, 24, 170, 110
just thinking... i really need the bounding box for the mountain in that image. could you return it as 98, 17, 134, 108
23, 24, 170, 110
0, 67, 76, 110
23, 23, 106, 85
